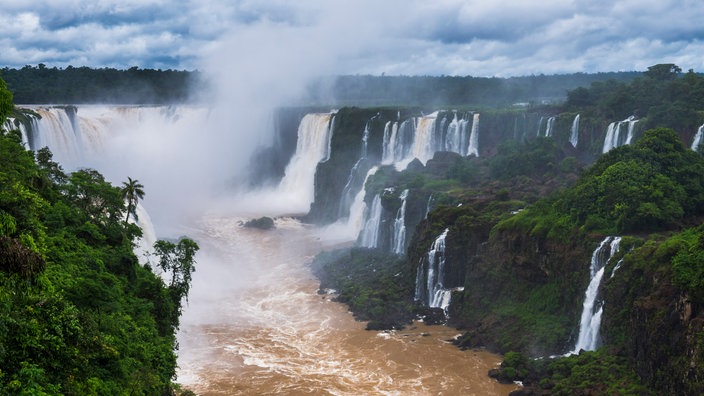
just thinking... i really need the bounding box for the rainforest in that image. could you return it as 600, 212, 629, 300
1, 63, 704, 395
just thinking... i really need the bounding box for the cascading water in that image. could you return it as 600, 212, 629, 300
358, 194, 383, 248
3, 116, 34, 147
445, 113, 463, 153
691, 123, 704, 152
391, 189, 409, 255
602, 116, 638, 153
570, 236, 621, 354
570, 114, 580, 148
278, 113, 334, 211
544, 116, 556, 137
536, 116, 545, 137
467, 113, 479, 157
415, 228, 453, 312
338, 122, 371, 218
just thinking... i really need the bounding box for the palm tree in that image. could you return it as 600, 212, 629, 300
121, 177, 145, 224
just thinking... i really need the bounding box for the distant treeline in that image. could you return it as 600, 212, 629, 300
0, 64, 201, 104
308, 72, 643, 107
2, 64, 644, 106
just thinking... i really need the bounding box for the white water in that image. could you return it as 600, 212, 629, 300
22, 104, 518, 395
415, 228, 453, 312
692, 123, 704, 152
359, 194, 383, 248
570, 114, 580, 148
467, 113, 480, 157
544, 116, 556, 137
570, 236, 621, 354
3, 117, 32, 146
277, 113, 333, 212
391, 189, 409, 255
602, 116, 638, 153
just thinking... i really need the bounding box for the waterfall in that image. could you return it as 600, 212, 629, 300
467, 113, 480, 157
3, 116, 34, 147
415, 228, 453, 312
445, 113, 462, 153
391, 189, 409, 255
338, 122, 371, 218
570, 114, 580, 148
278, 113, 333, 211
624, 117, 638, 145
29, 107, 94, 168
691, 124, 704, 152
545, 116, 556, 137
602, 116, 637, 153
409, 112, 438, 166
570, 236, 621, 354
359, 194, 382, 248
536, 116, 545, 137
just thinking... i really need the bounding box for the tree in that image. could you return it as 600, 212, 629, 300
153, 237, 199, 329
644, 63, 682, 81
120, 177, 145, 224
0, 76, 12, 124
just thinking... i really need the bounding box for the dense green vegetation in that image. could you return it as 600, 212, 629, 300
565, 63, 704, 133
309, 72, 641, 107
312, 65, 704, 395
1, 65, 199, 104
311, 248, 420, 330
0, 78, 198, 394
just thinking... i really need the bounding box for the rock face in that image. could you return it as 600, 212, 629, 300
601, 242, 704, 395
243, 217, 275, 230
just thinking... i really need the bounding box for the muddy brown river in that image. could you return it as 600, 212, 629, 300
176, 216, 518, 395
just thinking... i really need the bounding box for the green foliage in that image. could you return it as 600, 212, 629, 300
1, 65, 198, 104
667, 225, 704, 303
488, 137, 561, 180
311, 248, 417, 330
0, 77, 13, 124
494, 350, 648, 394
0, 95, 194, 393
120, 177, 145, 224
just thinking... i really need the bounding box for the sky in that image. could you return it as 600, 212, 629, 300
2, 0, 704, 77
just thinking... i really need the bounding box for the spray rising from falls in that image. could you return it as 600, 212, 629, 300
570, 114, 580, 148
570, 236, 621, 354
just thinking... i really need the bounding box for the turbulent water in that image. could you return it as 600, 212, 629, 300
176, 216, 517, 395
16, 104, 517, 395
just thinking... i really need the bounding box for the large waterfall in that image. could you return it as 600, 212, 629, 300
380, 111, 478, 170
570, 236, 621, 354
415, 228, 455, 312
278, 113, 334, 211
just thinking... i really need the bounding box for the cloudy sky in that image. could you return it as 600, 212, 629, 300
2, 0, 704, 77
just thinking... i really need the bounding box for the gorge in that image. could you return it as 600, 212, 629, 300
5, 65, 704, 395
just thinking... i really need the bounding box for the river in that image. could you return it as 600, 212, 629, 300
176, 215, 518, 395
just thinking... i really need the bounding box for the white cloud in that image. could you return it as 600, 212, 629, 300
1, 0, 703, 75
